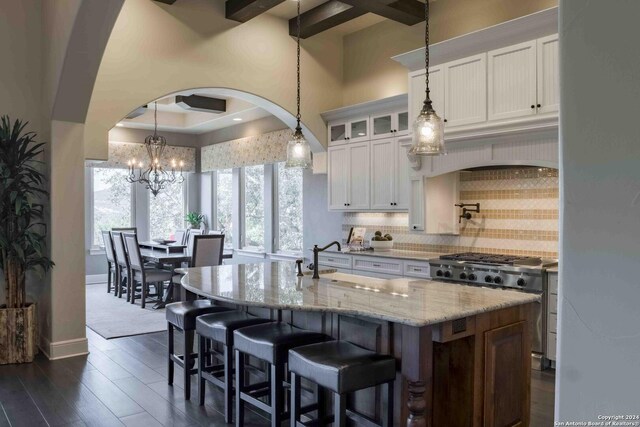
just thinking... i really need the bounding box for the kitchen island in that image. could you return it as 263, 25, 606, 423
180, 262, 539, 427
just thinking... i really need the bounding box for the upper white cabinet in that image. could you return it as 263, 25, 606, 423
409, 65, 445, 127
370, 138, 410, 210
488, 41, 537, 121
328, 142, 370, 211
329, 117, 369, 145
408, 176, 425, 231
536, 34, 560, 115
370, 110, 409, 140
444, 54, 487, 127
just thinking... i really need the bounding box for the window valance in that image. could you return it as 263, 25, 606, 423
86, 141, 197, 173
201, 129, 290, 171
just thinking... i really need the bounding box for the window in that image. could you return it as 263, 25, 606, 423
243, 165, 264, 249
277, 162, 303, 253
149, 179, 186, 240
91, 168, 133, 247
216, 169, 233, 248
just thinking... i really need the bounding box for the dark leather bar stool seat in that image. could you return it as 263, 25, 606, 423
165, 300, 233, 400
289, 341, 396, 427
195, 311, 273, 423
233, 322, 328, 427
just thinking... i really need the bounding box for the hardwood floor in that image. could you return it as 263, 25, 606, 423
0, 328, 556, 426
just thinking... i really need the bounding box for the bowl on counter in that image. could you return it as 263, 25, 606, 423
369, 239, 393, 251
153, 239, 176, 245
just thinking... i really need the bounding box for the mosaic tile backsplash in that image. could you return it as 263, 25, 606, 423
343, 167, 559, 258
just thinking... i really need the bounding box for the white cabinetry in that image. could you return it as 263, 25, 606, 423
444, 53, 487, 127
409, 65, 445, 129
370, 109, 409, 140
536, 34, 560, 115
425, 172, 460, 234
328, 117, 370, 145
328, 143, 370, 211
370, 138, 410, 210
408, 176, 425, 231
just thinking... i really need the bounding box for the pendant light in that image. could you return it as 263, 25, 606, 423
409, 0, 445, 156
285, 0, 312, 169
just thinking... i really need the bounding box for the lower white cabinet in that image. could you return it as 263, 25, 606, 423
403, 260, 432, 279
352, 256, 403, 276
317, 254, 432, 281
317, 252, 352, 270
409, 176, 425, 231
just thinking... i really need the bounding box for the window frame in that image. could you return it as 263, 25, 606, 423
240, 164, 267, 253
273, 162, 304, 257
147, 177, 189, 241
213, 168, 234, 250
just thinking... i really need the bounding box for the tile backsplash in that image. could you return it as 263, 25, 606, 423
343, 167, 559, 258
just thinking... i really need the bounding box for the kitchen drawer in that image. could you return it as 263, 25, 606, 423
403, 260, 432, 279
549, 293, 558, 314
548, 272, 558, 295
549, 313, 557, 334
352, 256, 404, 276
317, 253, 352, 269
547, 332, 557, 361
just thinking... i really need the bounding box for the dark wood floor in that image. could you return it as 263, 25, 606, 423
0, 328, 556, 427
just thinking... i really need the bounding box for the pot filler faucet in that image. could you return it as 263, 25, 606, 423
455, 203, 481, 223
312, 241, 342, 279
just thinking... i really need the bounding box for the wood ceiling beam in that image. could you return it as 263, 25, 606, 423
153, 0, 178, 4
289, 0, 367, 39
339, 0, 424, 26
226, 0, 287, 23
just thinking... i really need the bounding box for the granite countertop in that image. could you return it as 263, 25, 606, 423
320, 248, 446, 262
180, 262, 539, 327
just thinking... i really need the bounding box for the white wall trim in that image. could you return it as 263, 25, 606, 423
86, 274, 108, 284
39, 336, 89, 360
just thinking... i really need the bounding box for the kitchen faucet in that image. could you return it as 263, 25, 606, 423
311, 241, 342, 279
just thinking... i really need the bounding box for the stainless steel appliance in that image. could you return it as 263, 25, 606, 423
428, 252, 557, 370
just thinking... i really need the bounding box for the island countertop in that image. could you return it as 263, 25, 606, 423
179, 262, 539, 327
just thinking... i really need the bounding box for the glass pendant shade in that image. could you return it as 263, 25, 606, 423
285, 129, 312, 169
409, 107, 445, 156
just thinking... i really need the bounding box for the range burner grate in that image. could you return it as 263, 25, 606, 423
439, 252, 542, 266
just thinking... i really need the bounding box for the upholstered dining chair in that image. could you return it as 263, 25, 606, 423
101, 231, 117, 295
111, 232, 131, 300
112, 227, 137, 233
207, 230, 223, 235
191, 234, 225, 267
174, 229, 187, 246
186, 229, 204, 258
124, 233, 173, 309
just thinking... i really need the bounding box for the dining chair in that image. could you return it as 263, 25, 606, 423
101, 231, 117, 295
207, 230, 223, 235
192, 234, 225, 267
174, 229, 187, 246
124, 233, 173, 309
186, 229, 203, 258
112, 227, 137, 233
111, 232, 131, 300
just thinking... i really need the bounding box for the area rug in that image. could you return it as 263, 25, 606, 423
85, 284, 166, 339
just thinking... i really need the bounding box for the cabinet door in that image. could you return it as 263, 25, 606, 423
409, 176, 425, 231
537, 34, 560, 115
444, 54, 487, 127
429, 66, 445, 123
484, 321, 529, 427
488, 41, 537, 121
328, 146, 348, 210
348, 118, 369, 143
396, 111, 410, 136
395, 141, 410, 210
347, 142, 370, 210
371, 113, 394, 140
329, 122, 347, 145
370, 139, 395, 210
410, 66, 445, 127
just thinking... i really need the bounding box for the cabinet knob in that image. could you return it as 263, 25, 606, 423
537, 104, 541, 108
444, 119, 448, 123
531, 105, 535, 109
413, 225, 417, 230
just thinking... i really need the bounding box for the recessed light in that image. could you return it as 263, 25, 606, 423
116, 123, 124, 127
233, 118, 243, 122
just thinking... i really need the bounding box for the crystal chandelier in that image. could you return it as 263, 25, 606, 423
127, 102, 184, 197
409, 0, 445, 156
285, 0, 312, 169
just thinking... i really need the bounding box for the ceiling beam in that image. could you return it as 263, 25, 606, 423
339, 0, 424, 26
153, 0, 178, 4
226, 0, 287, 23
175, 95, 227, 114
289, 0, 367, 39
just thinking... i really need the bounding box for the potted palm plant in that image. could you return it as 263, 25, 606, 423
0, 117, 54, 364
185, 212, 205, 230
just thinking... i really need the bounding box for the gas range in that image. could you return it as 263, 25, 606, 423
428, 252, 557, 293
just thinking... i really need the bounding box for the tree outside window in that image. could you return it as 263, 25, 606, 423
216, 169, 233, 248
277, 162, 303, 253
243, 165, 264, 249
92, 168, 132, 246
149, 180, 186, 240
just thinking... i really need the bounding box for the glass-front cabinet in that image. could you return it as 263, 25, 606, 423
370, 110, 410, 140
328, 117, 369, 145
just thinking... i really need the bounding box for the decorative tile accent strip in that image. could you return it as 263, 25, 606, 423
89, 141, 197, 172
201, 129, 291, 171
460, 188, 558, 200
477, 209, 558, 220
459, 228, 558, 241
459, 167, 558, 181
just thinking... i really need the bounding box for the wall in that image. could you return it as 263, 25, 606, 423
198, 116, 286, 146
557, 0, 640, 421
84, 0, 344, 160
342, 0, 557, 105
343, 167, 559, 258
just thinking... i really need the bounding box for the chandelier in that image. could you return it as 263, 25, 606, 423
285, 0, 312, 169
409, 0, 445, 156
127, 102, 184, 197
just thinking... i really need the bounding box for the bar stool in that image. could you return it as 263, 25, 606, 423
288, 341, 396, 427
195, 310, 273, 423
165, 300, 233, 400
233, 322, 328, 427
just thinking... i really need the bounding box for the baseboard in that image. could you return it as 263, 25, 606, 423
86, 274, 108, 284
39, 335, 89, 360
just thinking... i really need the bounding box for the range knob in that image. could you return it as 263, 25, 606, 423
436, 270, 444, 277
443, 271, 452, 278
517, 278, 527, 287
468, 273, 477, 281
493, 276, 503, 285
459, 272, 468, 280
484, 275, 493, 283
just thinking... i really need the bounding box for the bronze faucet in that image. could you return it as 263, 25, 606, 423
312, 241, 342, 279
